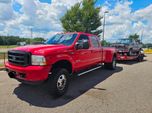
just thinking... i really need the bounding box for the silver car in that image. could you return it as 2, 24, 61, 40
111, 38, 143, 56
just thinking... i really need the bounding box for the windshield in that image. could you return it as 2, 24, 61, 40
45, 33, 77, 46
117, 39, 132, 44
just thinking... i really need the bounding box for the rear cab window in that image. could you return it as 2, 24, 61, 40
89, 36, 100, 48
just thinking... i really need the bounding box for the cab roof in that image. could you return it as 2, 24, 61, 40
57, 32, 98, 37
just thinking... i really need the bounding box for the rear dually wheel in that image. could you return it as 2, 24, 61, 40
104, 56, 117, 70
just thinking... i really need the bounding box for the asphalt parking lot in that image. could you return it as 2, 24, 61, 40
0, 54, 152, 113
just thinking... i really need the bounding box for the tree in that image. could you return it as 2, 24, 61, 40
102, 40, 110, 46
32, 37, 45, 42
129, 33, 140, 40
0, 36, 20, 45
61, 0, 102, 35
0, 36, 45, 45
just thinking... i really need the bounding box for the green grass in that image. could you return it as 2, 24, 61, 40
0, 53, 7, 60
0, 53, 6, 67
0, 45, 17, 49
0, 63, 4, 67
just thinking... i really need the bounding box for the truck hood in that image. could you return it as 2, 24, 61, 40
13, 44, 69, 55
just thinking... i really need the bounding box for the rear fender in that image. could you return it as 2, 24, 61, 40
104, 50, 116, 63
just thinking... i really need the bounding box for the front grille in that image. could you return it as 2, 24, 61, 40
8, 50, 31, 66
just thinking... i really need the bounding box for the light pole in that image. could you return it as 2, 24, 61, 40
29, 27, 33, 44
102, 11, 109, 45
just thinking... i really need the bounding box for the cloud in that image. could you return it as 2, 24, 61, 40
0, 0, 152, 43
0, 0, 11, 3
0, 0, 14, 21
100, 1, 152, 43
10, 0, 82, 38
0, 23, 5, 31
133, 4, 152, 43
134, 4, 152, 21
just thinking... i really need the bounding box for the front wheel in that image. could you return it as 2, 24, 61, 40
104, 57, 117, 70
48, 68, 69, 97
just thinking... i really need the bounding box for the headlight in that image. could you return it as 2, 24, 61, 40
31, 55, 47, 66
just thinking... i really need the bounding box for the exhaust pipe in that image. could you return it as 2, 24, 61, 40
8, 72, 16, 78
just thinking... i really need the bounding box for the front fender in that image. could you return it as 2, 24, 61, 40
46, 53, 74, 70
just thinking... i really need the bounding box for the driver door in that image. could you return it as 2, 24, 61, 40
74, 34, 92, 71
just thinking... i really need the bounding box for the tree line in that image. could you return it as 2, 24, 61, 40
0, 36, 45, 45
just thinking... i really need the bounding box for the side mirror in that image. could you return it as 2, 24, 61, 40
75, 40, 89, 50
75, 41, 83, 50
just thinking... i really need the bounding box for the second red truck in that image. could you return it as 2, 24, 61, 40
5, 32, 117, 96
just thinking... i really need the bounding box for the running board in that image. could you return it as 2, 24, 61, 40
78, 66, 102, 76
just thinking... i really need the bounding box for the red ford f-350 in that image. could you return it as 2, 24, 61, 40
5, 32, 117, 96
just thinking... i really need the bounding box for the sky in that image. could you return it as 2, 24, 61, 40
0, 0, 152, 43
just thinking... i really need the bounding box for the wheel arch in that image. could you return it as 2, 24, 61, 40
113, 53, 117, 59
104, 49, 117, 63
51, 60, 73, 74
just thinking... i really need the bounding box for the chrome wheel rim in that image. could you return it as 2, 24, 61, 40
57, 74, 67, 90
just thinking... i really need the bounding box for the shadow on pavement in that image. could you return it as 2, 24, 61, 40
13, 66, 123, 108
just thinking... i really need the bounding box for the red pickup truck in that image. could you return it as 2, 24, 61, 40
5, 32, 117, 96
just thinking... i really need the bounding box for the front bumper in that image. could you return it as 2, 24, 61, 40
5, 62, 51, 83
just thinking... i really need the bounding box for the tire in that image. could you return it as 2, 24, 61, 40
48, 68, 69, 97
128, 48, 133, 56
137, 56, 143, 62
137, 54, 144, 62
136, 49, 144, 62
104, 56, 117, 70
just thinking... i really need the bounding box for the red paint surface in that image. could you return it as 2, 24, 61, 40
5, 32, 116, 82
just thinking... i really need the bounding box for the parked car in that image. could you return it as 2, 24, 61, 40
17, 42, 27, 46
5, 32, 117, 96
111, 38, 143, 56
